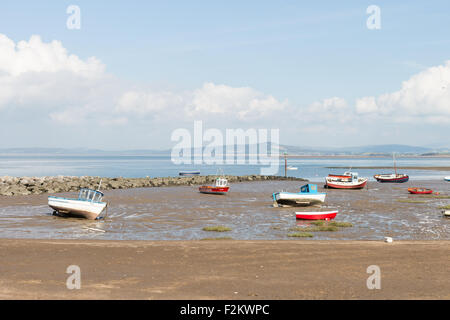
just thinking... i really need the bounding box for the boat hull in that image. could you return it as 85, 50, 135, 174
273, 192, 326, 207
444, 177, 450, 182
295, 210, 338, 220
408, 188, 433, 194
374, 174, 409, 183
48, 197, 107, 220
199, 186, 230, 195
325, 178, 368, 189
179, 171, 200, 176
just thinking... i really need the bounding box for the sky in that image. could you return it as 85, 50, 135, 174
0, 0, 449, 150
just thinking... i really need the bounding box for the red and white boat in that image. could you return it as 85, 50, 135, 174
374, 173, 409, 183
325, 171, 368, 189
408, 188, 433, 194
295, 210, 338, 220
199, 177, 230, 195
374, 153, 409, 183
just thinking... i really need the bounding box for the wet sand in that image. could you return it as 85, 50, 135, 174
0, 180, 448, 240
0, 239, 448, 300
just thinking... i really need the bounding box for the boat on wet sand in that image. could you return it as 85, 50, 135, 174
325, 171, 368, 189
199, 177, 230, 195
295, 210, 338, 220
48, 188, 107, 220
374, 173, 409, 183
408, 188, 433, 194
273, 184, 326, 207
374, 153, 409, 183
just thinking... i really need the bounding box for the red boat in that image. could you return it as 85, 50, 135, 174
408, 188, 433, 194
199, 178, 230, 195
295, 210, 338, 220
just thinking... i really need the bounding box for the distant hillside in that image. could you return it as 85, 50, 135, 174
0, 148, 170, 156
280, 144, 449, 155
0, 144, 448, 156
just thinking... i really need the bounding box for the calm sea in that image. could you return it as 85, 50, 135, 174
0, 155, 448, 181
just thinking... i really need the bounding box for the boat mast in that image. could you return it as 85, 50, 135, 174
284, 152, 287, 177
393, 153, 397, 176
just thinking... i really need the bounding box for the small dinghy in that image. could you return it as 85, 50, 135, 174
408, 188, 433, 194
48, 188, 107, 220
273, 184, 326, 207
445, 177, 450, 182
199, 177, 230, 195
295, 210, 338, 220
179, 171, 200, 176
287, 166, 298, 171
442, 209, 450, 218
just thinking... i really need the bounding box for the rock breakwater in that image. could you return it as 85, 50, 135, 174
0, 175, 308, 196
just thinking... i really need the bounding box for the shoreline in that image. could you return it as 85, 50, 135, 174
0, 239, 448, 299
0, 175, 307, 196
326, 166, 450, 171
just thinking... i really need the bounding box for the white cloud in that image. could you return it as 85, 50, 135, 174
0, 34, 113, 117
0, 34, 287, 125
0, 34, 104, 77
355, 60, 450, 123
355, 96, 378, 114
306, 61, 450, 128
308, 97, 347, 113
115, 90, 185, 116
115, 82, 287, 122
297, 97, 352, 130
186, 82, 287, 120
0, 33, 448, 149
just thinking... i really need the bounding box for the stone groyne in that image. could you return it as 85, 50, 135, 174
0, 175, 308, 196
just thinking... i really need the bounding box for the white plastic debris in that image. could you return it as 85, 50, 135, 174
384, 237, 393, 243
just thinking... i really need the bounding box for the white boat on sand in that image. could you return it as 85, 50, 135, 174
273, 184, 326, 207
48, 188, 107, 220
325, 171, 368, 189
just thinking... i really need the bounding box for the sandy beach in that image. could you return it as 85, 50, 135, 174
0, 178, 448, 300
0, 239, 448, 300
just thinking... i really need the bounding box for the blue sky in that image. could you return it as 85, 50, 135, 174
0, 1, 449, 149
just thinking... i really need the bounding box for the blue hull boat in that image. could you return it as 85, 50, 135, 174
179, 171, 200, 176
